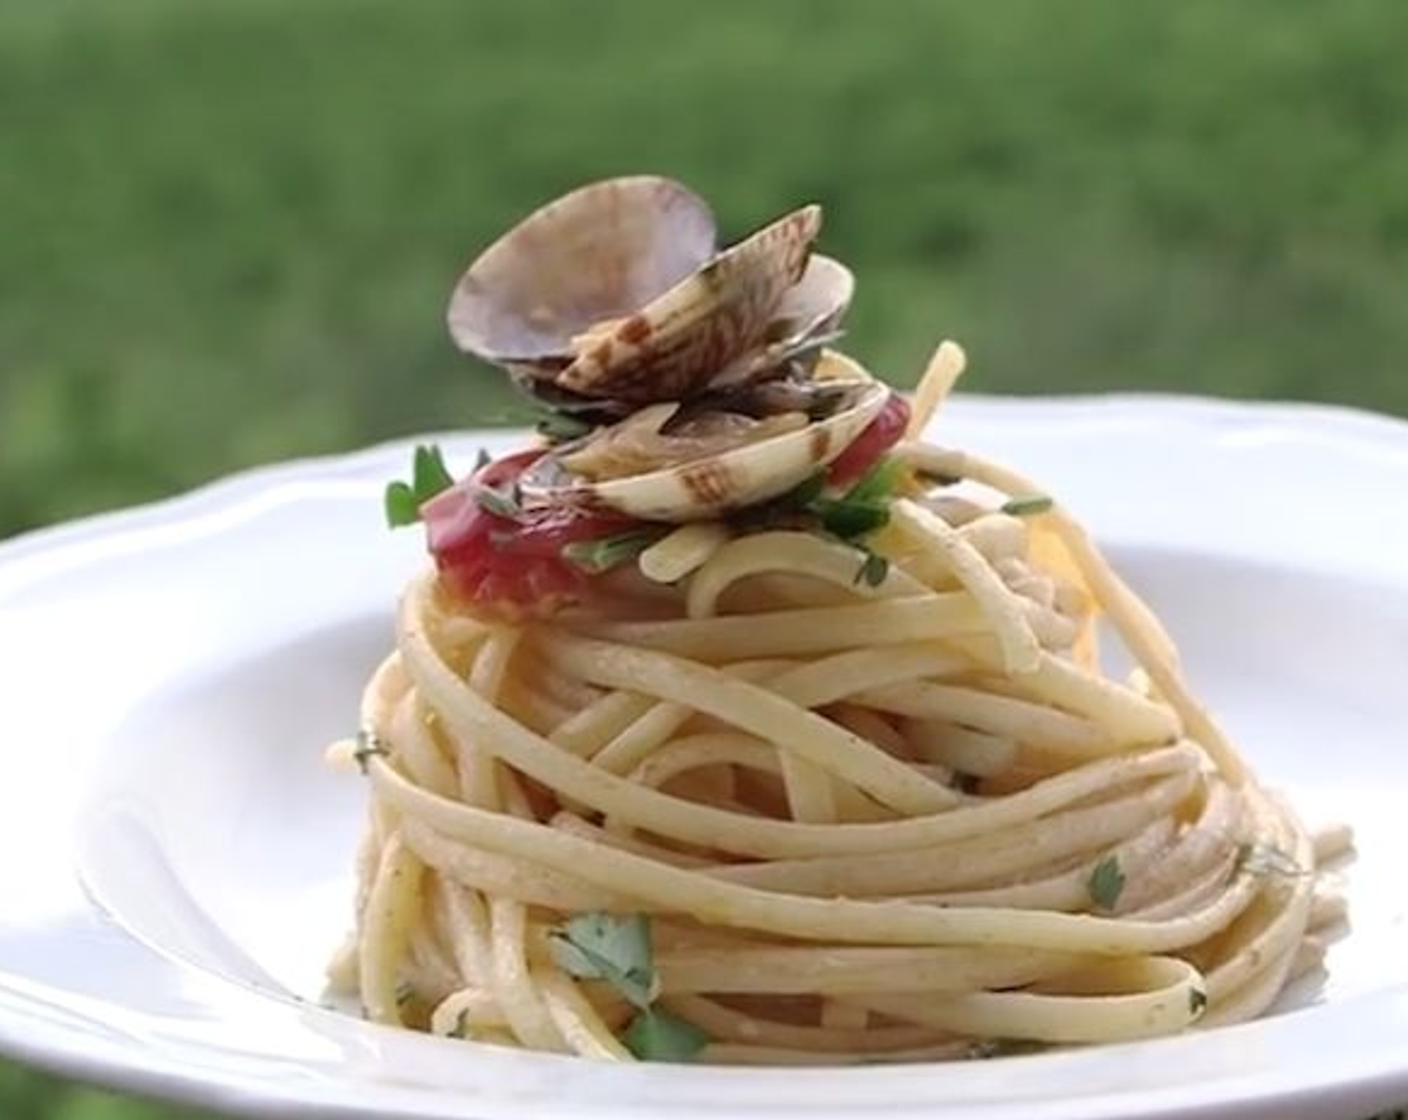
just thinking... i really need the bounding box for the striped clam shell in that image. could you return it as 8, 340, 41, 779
556, 204, 825, 402
521, 350, 889, 522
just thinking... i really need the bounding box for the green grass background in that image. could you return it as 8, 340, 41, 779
2, 0, 1406, 1115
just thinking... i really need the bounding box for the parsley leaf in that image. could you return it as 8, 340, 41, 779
781, 470, 827, 508
561, 529, 664, 574
384, 443, 458, 528
1087, 854, 1126, 912
537, 411, 594, 443
623, 1007, 709, 1062
1000, 494, 1054, 517
1188, 987, 1208, 1016
549, 912, 656, 1010
812, 455, 907, 541
814, 497, 890, 539
854, 550, 889, 587
383, 482, 422, 528
413, 444, 455, 498
845, 456, 907, 506
353, 728, 388, 775
967, 1037, 1050, 1060
551, 911, 711, 1059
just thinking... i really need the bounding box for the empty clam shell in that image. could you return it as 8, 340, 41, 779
556, 204, 823, 403
446, 176, 715, 372
522, 350, 889, 521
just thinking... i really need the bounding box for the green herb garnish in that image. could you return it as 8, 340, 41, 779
537, 411, 594, 443
384, 444, 457, 528
1087, 854, 1126, 912
752, 456, 906, 541
1188, 987, 1209, 1016
623, 1007, 709, 1062
561, 529, 664, 574
846, 456, 907, 506
813, 497, 891, 539
781, 470, 827, 508
353, 728, 388, 775
812, 455, 907, 541
855, 550, 889, 587
1000, 494, 1054, 517
967, 1037, 1050, 1060
550, 911, 709, 1061
549, 912, 656, 1009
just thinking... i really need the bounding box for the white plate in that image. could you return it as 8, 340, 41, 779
1, 395, 1406, 1120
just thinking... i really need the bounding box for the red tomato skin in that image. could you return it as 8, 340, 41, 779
826, 392, 911, 485
420, 450, 627, 614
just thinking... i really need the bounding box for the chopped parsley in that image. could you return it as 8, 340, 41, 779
549, 912, 656, 1010
384, 444, 457, 527
561, 529, 665, 574
623, 1008, 710, 1062
740, 455, 908, 543
1087, 854, 1126, 912
1188, 987, 1209, 1016
811, 455, 907, 541
845, 456, 908, 506
1000, 494, 1054, 517
814, 497, 891, 539
854, 550, 890, 587
536, 411, 594, 443
781, 470, 827, 508
549, 911, 708, 1061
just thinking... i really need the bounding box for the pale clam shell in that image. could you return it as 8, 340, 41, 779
446, 176, 715, 371
524, 350, 889, 522
555, 204, 824, 402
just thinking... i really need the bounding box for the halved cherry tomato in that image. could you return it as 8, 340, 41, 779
826, 391, 912, 486
421, 450, 633, 611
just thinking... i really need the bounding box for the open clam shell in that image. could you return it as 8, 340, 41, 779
446, 176, 715, 373
557, 204, 823, 403
710, 253, 855, 388
521, 350, 889, 521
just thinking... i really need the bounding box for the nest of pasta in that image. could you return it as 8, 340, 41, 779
327, 178, 1347, 1064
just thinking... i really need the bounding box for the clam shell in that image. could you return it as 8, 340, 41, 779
710, 253, 855, 388
446, 176, 715, 371
555, 204, 823, 402
526, 350, 889, 522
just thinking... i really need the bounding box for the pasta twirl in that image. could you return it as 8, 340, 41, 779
326, 177, 1346, 1064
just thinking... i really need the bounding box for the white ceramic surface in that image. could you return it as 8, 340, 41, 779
0, 395, 1405, 1120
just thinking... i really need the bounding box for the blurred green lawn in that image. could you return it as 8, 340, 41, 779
2, 0, 1407, 1116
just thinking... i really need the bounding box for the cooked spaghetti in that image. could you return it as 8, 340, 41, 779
326, 178, 1347, 1064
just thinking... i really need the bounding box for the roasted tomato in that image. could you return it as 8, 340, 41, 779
422, 450, 633, 611
826, 391, 911, 486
